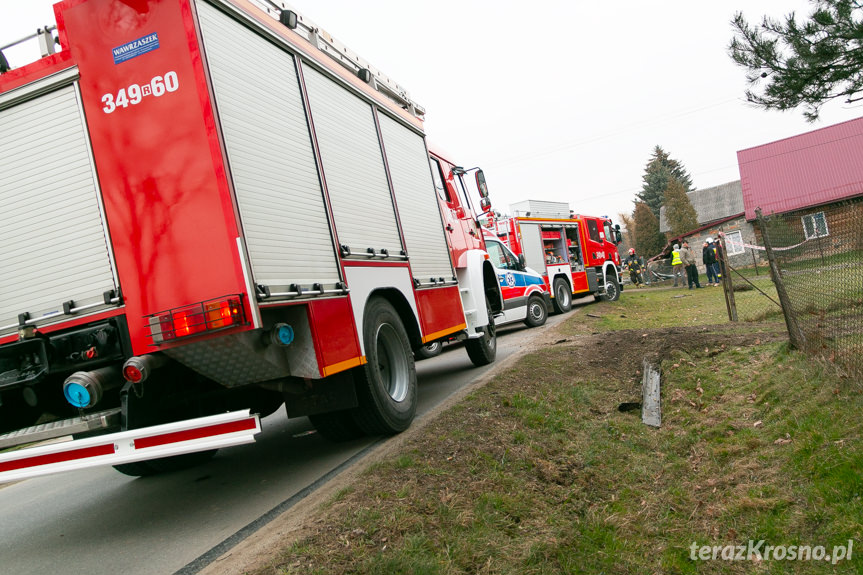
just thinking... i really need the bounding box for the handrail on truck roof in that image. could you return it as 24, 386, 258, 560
249, 0, 426, 119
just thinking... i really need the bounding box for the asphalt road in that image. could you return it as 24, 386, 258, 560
0, 312, 571, 575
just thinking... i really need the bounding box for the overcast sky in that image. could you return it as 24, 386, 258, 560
3, 0, 862, 223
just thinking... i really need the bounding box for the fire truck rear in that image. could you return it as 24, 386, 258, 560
0, 0, 501, 482
488, 200, 623, 312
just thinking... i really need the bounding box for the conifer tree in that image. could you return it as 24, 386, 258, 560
730, 1, 863, 121
638, 146, 694, 218
633, 201, 665, 258
663, 178, 699, 237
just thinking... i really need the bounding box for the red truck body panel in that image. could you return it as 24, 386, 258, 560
60, 0, 251, 355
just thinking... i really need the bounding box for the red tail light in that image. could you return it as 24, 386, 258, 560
174, 307, 206, 338
147, 295, 246, 344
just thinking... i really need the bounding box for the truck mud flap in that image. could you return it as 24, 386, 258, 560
586, 268, 598, 292
0, 410, 260, 484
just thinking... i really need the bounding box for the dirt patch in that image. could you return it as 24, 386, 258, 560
552, 322, 785, 384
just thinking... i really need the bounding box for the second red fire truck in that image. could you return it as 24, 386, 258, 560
487, 200, 623, 312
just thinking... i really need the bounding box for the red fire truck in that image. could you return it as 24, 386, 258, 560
0, 0, 501, 482
487, 200, 623, 312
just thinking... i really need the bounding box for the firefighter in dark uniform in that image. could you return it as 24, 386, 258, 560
626, 248, 643, 286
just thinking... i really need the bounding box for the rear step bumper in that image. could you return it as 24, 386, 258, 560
0, 410, 261, 483
0, 408, 122, 450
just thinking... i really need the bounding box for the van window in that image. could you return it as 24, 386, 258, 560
487, 240, 518, 270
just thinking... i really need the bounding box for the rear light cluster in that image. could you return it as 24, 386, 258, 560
147, 295, 245, 344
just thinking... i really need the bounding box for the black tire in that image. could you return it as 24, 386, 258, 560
112, 448, 218, 477
244, 388, 284, 419
465, 299, 497, 367
414, 341, 442, 361
351, 297, 417, 435
111, 370, 220, 477
523, 294, 548, 328
113, 461, 160, 477
601, 275, 621, 302
551, 277, 572, 314
309, 410, 366, 442
146, 450, 218, 473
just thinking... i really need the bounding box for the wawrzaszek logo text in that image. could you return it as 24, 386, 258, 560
690, 540, 853, 565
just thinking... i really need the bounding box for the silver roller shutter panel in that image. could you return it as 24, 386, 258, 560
520, 223, 545, 271
302, 67, 402, 256
0, 86, 116, 327
197, 2, 340, 287
378, 114, 452, 283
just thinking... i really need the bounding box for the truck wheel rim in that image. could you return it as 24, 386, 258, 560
557, 283, 570, 306
376, 323, 409, 403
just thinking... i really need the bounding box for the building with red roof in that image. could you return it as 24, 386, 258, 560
737, 117, 863, 251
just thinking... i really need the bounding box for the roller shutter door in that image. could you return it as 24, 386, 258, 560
302, 67, 403, 257
378, 114, 452, 283
197, 1, 340, 288
520, 223, 545, 270
0, 86, 116, 328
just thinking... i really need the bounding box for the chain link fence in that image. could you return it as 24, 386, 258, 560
714, 244, 782, 323
638, 198, 862, 381
624, 202, 862, 381
739, 200, 863, 380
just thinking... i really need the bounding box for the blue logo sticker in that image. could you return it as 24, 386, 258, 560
112, 33, 159, 65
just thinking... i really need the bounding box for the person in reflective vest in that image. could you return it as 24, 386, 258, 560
712, 239, 724, 284
706, 237, 722, 286
671, 244, 684, 287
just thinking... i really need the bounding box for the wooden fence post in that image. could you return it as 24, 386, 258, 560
756, 208, 806, 349
718, 232, 738, 321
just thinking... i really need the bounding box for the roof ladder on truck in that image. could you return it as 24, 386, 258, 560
250, 0, 426, 118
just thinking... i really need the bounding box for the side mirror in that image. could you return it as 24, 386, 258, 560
475, 169, 489, 198
480, 196, 492, 213
615, 230, 622, 244
518, 253, 526, 270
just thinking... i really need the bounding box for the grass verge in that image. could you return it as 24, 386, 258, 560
256, 290, 862, 574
